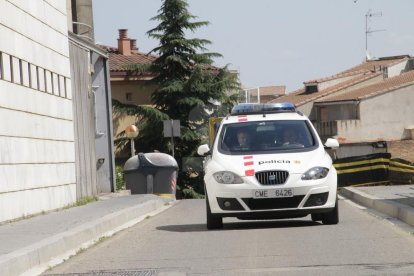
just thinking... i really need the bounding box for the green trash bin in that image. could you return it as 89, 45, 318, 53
124, 152, 178, 199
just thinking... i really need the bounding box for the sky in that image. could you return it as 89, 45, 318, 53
92, 0, 414, 92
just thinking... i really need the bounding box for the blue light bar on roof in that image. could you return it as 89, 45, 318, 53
231, 102, 296, 115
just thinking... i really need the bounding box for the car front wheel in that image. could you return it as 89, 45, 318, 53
321, 198, 339, 225
206, 196, 223, 230
311, 213, 322, 222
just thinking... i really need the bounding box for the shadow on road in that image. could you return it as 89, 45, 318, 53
157, 219, 320, 232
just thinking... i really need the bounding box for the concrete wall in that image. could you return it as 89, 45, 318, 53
336, 85, 414, 143
0, 0, 76, 222
70, 0, 94, 41
297, 102, 313, 118
387, 60, 408, 78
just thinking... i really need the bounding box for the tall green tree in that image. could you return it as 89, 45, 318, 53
114, 0, 239, 197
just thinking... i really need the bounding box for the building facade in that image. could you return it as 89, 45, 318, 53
272, 55, 414, 158
0, 1, 76, 222
0, 0, 115, 223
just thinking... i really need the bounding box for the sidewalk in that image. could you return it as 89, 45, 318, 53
340, 184, 414, 229
0, 193, 173, 276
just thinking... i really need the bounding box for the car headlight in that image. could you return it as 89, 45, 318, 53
213, 171, 243, 184
301, 167, 329, 180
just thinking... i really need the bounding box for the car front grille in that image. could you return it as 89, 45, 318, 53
255, 170, 289, 185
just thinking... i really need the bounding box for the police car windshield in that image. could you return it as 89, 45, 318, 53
218, 120, 317, 154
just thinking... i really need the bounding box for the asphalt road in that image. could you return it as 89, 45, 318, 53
44, 198, 414, 275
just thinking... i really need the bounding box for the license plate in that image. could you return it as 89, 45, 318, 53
253, 188, 294, 199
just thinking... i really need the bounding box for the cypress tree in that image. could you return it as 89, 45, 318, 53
114, 0, 239, 197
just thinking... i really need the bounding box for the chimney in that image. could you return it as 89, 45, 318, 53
118, 29, 131, 55
130, 39, 139, 53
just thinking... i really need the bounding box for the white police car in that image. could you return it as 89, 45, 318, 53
198, 103, 340, 229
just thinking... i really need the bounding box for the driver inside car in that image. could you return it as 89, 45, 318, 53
235, 130, 251, 149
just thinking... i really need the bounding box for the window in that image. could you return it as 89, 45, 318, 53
59, 75, 66, 97
38, 67, 45, 91
52, 72, 59, 95
21, 60, 30, 87
218, 120, 318, 155
45, 70, 52, 93
29, 64, 38, 90
12, 57, 21, 84
0, 51, 70, 99
126, 92, 133, 102
305, 84, 318, 94
0, 52, 3, 80
2, 54, 12, 82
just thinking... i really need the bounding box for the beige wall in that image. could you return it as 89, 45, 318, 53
113, 112, 138, 140
112, 80, 156, 105
112, 80, 157, 153
336, 85, 414, 143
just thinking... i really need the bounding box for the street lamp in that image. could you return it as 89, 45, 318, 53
125, 125, 139, 157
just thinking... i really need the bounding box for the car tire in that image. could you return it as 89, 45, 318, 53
311, 213, 322, 222
321, 199, 339, 225
206, 196, 223, 230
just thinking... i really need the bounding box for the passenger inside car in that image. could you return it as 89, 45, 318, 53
282, 128, 300, 145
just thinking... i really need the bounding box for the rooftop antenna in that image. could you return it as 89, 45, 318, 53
365, 9, 386, 61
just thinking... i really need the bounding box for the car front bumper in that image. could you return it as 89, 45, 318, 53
205, 170, 337, 218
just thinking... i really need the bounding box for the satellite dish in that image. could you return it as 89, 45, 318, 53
366, 51, 373, 61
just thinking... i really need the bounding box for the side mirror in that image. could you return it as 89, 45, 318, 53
324, 138, 339, 149
197, 144, 211, 156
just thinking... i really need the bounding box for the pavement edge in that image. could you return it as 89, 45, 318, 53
340, 187, 414, 229
0, 197, 174, 276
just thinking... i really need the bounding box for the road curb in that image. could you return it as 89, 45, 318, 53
340, 187, 414, 228
0, 197, 172, 276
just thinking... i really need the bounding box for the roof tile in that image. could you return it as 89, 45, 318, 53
304, 55, 409, 84
97, 44, 156, 72
271, 72, 380, 106
316, 70, 414, 103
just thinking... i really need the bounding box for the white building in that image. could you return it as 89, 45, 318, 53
0, 0, 115, 223
0, 1, 76, 222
